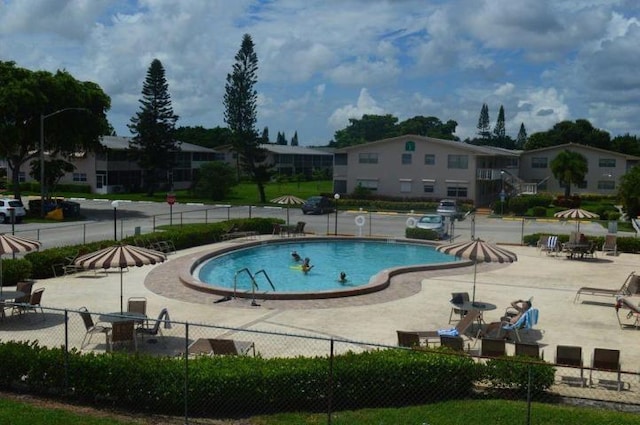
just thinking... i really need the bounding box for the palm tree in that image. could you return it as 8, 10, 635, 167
550, 150, 588, 198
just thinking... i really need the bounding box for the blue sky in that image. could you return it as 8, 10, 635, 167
1, 0, 639, 145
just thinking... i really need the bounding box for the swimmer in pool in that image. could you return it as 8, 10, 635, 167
301, 257, 314, 274
338, 271, 347, 283
291, 251, 302, 262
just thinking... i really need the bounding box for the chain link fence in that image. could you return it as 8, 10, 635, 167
0, 304, 639, 423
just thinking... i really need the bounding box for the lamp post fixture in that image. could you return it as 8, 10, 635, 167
111, 200, 120, 241
500, 170, 505, 216
334, 193, 340, 236
40, 107, 90, 217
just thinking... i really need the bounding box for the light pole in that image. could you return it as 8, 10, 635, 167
334, 193, 340, 236
500, 170, 505, 216
40, 108, 90, 217
111, 200, 120, 241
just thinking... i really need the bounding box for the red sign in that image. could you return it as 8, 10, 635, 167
166, 193, 176, 205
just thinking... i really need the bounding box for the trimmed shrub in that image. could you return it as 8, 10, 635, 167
0, 258, 32, 286
405, 227, 440, 240
483, 357, 556, 397
507, 197, 529, 215
531, 206, 547, 217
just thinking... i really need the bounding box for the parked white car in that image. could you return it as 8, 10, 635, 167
415, 214, 446, 237
0, 198, 27, 223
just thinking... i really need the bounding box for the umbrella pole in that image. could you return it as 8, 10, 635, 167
120, 268, 124, 314
471, 261, 478, 306
286, 206, 290, 227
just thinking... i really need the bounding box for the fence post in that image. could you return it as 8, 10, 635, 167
64, 309, 69, 392
526, 363, 532, 425
368, 211, 372, 236
327, 338, 334, 425
184, 322, 190, 424
83, 223, 87, 244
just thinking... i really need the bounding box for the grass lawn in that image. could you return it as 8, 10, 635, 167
3, 397, 639, 425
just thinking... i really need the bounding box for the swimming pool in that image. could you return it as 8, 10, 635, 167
187, 238, 462, 300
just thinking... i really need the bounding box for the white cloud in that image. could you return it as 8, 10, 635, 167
328, 88, 386, 130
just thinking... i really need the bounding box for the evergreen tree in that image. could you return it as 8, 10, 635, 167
128, 58, 180, 196
276, 131, 287, 145
224, 34, 270, 203
477, 103, 490, 139
493, 105, 506, 139
261, 126, 269, 143
291, 131, 299, 146
516, 123, 528, 148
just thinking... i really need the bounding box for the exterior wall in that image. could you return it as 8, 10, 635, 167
338, 135, 479, 201
519, 144, 638, 195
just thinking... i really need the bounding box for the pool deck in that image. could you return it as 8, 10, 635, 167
4, 235, 640, 371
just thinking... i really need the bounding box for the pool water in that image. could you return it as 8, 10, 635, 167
196, 240, 457, 293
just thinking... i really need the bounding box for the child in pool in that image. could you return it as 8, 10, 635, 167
301, 257, 314, 273
338, 271, 347, 283
291, 251, 302, 262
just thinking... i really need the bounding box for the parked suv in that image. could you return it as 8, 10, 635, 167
301, 196, 335, 215
0, 198, 27, 223
436, 199, 459, 219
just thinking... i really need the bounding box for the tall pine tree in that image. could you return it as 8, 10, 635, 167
128, 58, 179, 196
261, 126, 269, 143
493, 105, 506, 139
516, 123, 528, 148
477, 103, 490, 139
224, 34, 270, 203
291, 131, 299, 146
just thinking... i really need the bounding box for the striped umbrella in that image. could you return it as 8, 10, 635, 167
0, 234, 42, 296
270, 195, 306, 226
554, 208, 599, 232
436, 238, 517, 305
75, 244, 166, 313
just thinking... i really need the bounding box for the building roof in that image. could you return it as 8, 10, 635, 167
260, 144, 333, 156
520, 142, 640, 160
335, 134, 520, 157
101, 135, 217, 152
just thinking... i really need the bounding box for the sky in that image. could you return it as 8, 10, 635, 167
1, 0, 639, 146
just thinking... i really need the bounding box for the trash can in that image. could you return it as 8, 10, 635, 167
60, 201, 81, 218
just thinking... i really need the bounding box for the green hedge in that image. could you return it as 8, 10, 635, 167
0, 258, 32, 287
23, 218, 281, 280
405, 227, 441, 240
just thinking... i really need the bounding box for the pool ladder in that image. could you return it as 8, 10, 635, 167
233, 268, 276, 306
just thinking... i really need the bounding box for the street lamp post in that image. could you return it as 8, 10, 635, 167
500, 170, 505, 216
334, 193, 340, 236
111, 200, 120, 241
40, 108, 90, 217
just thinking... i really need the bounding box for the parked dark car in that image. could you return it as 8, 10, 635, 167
301, 196, 335, 215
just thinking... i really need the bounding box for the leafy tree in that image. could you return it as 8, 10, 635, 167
291, 131, 299, 146
524, 119, 611, 151
516, 123, 528, 148
493, 105, 506, 139
192, 161, 237, 200
29, 159, 75, 196
550, 150, 588, 198
261, 126, 269, 143
618, 165, 640, 219
611, 134, 640, 156
333, 114, 399, 147
477, 103, 490, 139
128, 58, 180, 196
397, 116, 459, 140
174, 126, 232, 149
0, 61, 110, 200
224, 33, 271, 203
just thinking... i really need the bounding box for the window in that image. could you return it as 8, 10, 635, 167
358, 153, 378, 164
598, 180, 615, 190
400, 180, 412, 193
447, 155, 468, 169
423, 184, 434, 193
405, 141, 415, 151
356, 179, 378, 191
401, 153, 412, 165
531, 157, 547, 168
599, 158, 616, 168
73, 173, 87, 182
424, 154, 435, 165
334, 153, 348, 166
447, 186, 468, 197
576, 180, 587, 189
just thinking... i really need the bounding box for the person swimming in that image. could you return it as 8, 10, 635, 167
291, 251, 302, 262
301, 257, 314, 273
338, 271, 347, 283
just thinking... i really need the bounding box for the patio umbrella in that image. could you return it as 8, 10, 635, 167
436, 238, 517, 306
554, 208, 599, 232
74, 244, 166, 314
0, 234, 42, 296
270, 195, 306, 226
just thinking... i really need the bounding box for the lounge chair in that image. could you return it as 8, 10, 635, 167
13, 288, 45, 319
589, 348, 629, 391
137, 308, 171, 342
481, 338, 506, 357
515, 342, 542, 359
501, 308, 539, 342
78, 307, 111, 349
448, 292, 470, 323
396, 330, 421, 348
574, 271, 639, 303
414, 309, 482, 346
602, 234, 617, 256
187, 338, 255, 356
614, 297, 640, 329
555, 345, 585, 387
540, 235, 559, 256
440, 335, 465, 352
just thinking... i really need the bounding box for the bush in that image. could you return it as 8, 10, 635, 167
507, 197, 529, 215
0, 258, 32, 286
484, 357, 555, 396
405, 227, 440, 240
531, 206, 547, 217
553, 195, 581, 208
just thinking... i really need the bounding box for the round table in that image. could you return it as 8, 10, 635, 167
98, 312, 147, 323
459, 301, 497, 312
0, 290, 25, 301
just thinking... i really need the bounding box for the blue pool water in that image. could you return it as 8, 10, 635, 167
196, 240, 457, 293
